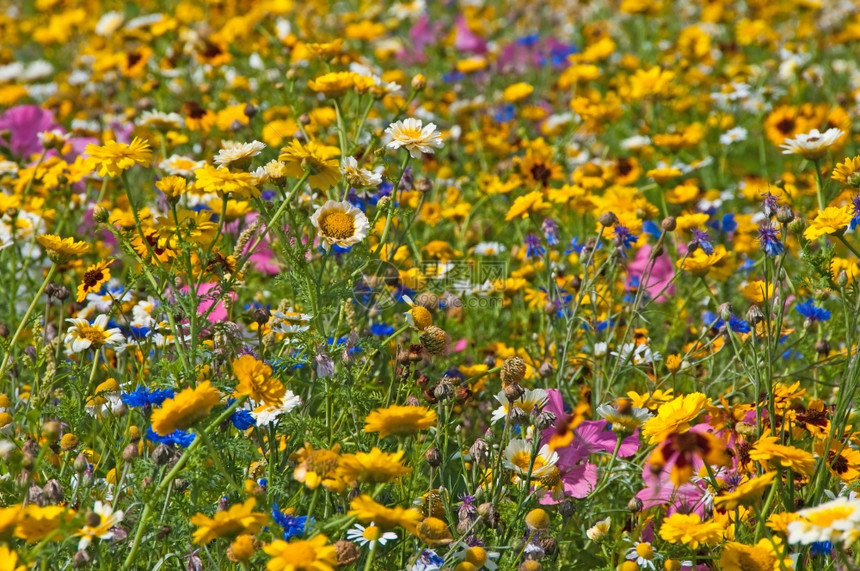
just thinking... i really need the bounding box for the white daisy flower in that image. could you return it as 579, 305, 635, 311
310, 200, 370, 251
384, 118, 444, 158
346, 523, 398, 547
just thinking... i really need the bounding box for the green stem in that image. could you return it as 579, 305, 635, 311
0, 263, 56, 380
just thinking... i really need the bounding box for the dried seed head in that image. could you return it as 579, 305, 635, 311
500, 356, 526, 386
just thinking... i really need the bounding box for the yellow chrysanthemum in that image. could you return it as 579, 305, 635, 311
194, 164, 260, 199
658, 513, 723, 549
348, 494, 423, 533
191, 499, 266, 545
363, 405, 438, 438
151, 381, 222, 436
278, 140, 341, 190
36, 234, 91, 263
338, 447, 412, 483
803, 205, 852, 240
14, 505, 74, 543
85, 137, 152, 177
233, 355, 286, 407
641, 392, 708, 444
264, 534, 338, 571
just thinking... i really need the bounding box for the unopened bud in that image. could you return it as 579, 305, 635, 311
661, 216, 677, 232
776, 206, 795, 224
599, 211, 618, 227
424, 447, 442, 467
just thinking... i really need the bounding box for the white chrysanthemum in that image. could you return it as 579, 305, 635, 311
137, 110, 184, 131
0, 160, 19, 175
473, 242, 506, 256
78, 501, 124, 550
252, 391, 302, 426
384, 118, 444, 158
346, 523, 398, 547
780, 128, 844, 159
341, 157, 383, 188
719, 126, 748, 146
502, 438, 558, 480
159, 155, 205, 177
310, 200, 370, 250
95, 11, 124, 36
491, 388, 548, 423
214, 140, 266, 167
64, 314, 125, 353
787, 496, 860, 546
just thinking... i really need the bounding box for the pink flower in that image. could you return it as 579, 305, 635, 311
627, 244, 675, 301
181, 282, 236, 323
454, 16, 487, 54
0, 105, 58, 158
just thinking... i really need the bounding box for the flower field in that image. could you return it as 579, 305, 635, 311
3, 0, 860, 569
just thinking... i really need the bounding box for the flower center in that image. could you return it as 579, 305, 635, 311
319, 211, 355, 240
77, 324, 107, 345
362, 526, 381, 541
83, 270, 105, 288
636, 543, 654, 559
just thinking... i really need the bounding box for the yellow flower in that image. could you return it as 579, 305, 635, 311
308, 71, 356, 97
348, 494, 422, 533
719, 538, 788, 571
641, 392, 708, 444
77, 260, 112, 302
36, 234, 91, 263
0, 545, 26, 571
766, 512, 802, 535
85, 137, 152, 177
417, 517, 453, 546
0, 506, 20, 540
363, 405, 437, 438
278, 140, 341, 190
677, 244, 730, 278
750, 434, 816, 475
151, 381, 222, 436
804, 205, 852, 240
263, 535, 338, 571
155, 175, 188, 201
505, 191, 550, 221
291, 443, 346, 493
195, 164, 260, 199
713, 472, 777, 511
658, 513, 723, 549
503, 82, 534, 102
191, 499, 266, 545
233, 355, 286, 407
14, 505, 74, 543
740, 281, 773, 304
338, 447, 412, 483
832, 156, 860, 186
228, 534, 257, 562
154, 210, 218, 249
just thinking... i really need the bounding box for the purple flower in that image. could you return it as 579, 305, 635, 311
525, 234, 545, 258
690, 229, 714, 255
613, 224, 638, 251
761, 192, 779, 218
757, 225, 784, 256
542, 218, 559, 246
850, 195, 860, 230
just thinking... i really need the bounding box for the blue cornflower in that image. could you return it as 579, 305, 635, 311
758, 225, 784, 256
542, 218, 560, 246
524, 234, 545, 258
121, 386, 175, 408
613, 224, 638, 250
146, 427, 195, 447
691, 229, 714, 255
810, 541, 833, 556
495, 105, 516, 123
226, 399, 256, 430
728, 315, 750, 333
370, 323, 395, 336
851, 195, 860, 230
272, 505, 309, 540
796, 300, 831, 322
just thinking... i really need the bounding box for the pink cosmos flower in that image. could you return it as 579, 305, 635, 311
0, 105, 58, 158
454, 16, 487, 54
181, 282, 236, 323
627, 244, 675, 301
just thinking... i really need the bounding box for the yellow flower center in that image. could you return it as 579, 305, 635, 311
76, 324, 107, 345
319, 211, 355, 240
409, 306, 433, 330
636, 543, 654, 559
307, 449, 339, 474
397, 126, 423, 140
362, 526, 381, 541
466, 547, 488, 566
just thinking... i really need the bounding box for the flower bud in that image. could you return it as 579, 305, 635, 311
92, 205, 110, 224
776, 206, 795, 224
534, 410, 557, 430
525, 508, 550, 530
815, 339, 831, 356
661, 216, 677, 232
152, 444, 171, 466
503, 382, 525, 402
469, 438, 489, 465
434, 378, 454, 401
599, 211, 618, 227
43, 479, 63, 503
73, 453, 88, 473
412, 74, 427, 90
746, 305, 764, 325
123, 443, 139, 462
420, 325, 449, 356
424, 447, 442, 467
335, 540, 361, 566
507, 405, 529, 426
627, 497, 643, 512
500, 356, 527, 386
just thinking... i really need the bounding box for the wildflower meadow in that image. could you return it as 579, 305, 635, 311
3, 1, 860, 570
